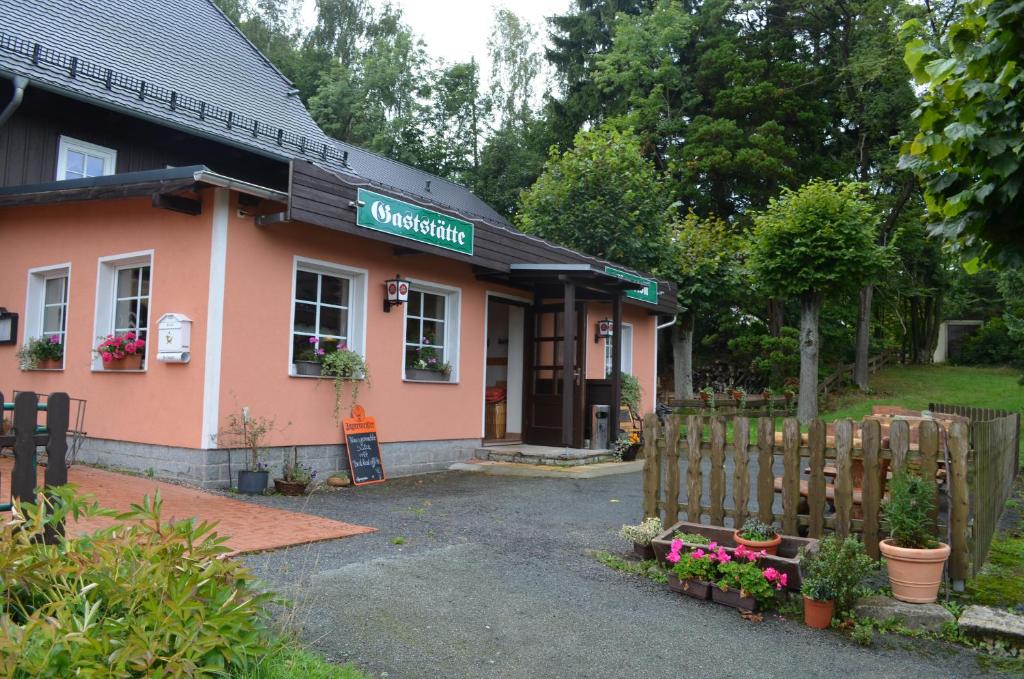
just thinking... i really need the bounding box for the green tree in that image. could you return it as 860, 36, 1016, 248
418, 60, 487, 184
901, 0, 1024, 266
516, 126, 673, 275
749, 180, 885, 422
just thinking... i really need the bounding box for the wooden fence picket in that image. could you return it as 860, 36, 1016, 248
890, 419, 910, 474
756, 418, 775, 524
807, 419, 826, 538
948, 421, 970, 585
11, 391, 38, 505
686, 414, 703, 522
732, 416, 751, 528
861, 419, 882, 558
641, 413, 659, 519
781, 418, 800, 535
663, 414, 681, 525
709, 417, 727, 526
834, 419, 854, 540
918, 420, 940, 530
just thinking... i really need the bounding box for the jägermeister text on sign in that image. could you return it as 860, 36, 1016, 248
604, 266, 658, 304
356, 188, 474, 255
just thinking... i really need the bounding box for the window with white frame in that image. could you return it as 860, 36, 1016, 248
93, 252, 152, 369
24, 264, 70, 367
290, 259, 367, 372
605, 323, 633, 378
56, 136, 117, 180
404, 282, 460, 381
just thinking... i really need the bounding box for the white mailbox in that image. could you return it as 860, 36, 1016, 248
157, 313, 191, 363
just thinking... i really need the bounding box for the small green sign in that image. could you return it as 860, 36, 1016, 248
356, 188, 474, 255
605, 266, 659, 304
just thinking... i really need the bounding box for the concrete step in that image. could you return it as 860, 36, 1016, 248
476, 444, 617, 466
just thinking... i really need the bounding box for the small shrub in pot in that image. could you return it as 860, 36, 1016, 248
734, 518, 782, 555
619, 517, 663, 559
880, 471, 950, 603
799, 536, 873, 628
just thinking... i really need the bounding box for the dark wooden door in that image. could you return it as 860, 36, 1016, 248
524, 304, 586, 447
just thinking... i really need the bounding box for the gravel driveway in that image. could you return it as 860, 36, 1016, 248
241, 470, 989, 679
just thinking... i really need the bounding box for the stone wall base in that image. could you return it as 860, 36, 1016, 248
75, 437, 480, 489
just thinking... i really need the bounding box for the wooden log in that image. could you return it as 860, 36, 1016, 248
732, 416, 750, 527
948, 421, 970, 585
12, 391, 39, 505
663, 414, 682, 525
642, 414, 660, 519
834, 419, 854, 540
709, 417, 727, 526
757, 418, 775, 524
686, 415, 703, 522
861, 419, 882, 559
918, 420, 939, 530
889, 419, 910, 474
782, 418, 801, 535
807, 419, 826, 538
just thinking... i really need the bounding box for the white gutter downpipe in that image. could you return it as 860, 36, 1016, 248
657, 314, 678, 331
0, 76, 28, 127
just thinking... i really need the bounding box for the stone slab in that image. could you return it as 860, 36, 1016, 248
958, 605, 1024, 646
450, 459, 644, 478
479, 443, 617, 466
854, 595, 955, 632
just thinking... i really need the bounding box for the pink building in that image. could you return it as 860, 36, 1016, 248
0, 0, 678, 487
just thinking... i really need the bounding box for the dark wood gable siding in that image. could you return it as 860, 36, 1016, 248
289, 160, 679, 314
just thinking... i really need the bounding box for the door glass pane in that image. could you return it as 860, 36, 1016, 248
85, 154, 105, 177
320, 275, 348, 307
295, 270, 318, 302
44, 277, 65, 304
293, 302, 316, 334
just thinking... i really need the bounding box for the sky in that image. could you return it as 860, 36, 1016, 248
301, 0, 572, 91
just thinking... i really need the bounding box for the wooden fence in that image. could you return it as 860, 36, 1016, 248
0, 390, 69, 513
818, 351, 895, 396
641, 413, 976, 583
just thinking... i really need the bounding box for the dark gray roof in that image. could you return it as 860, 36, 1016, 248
0, 0, 509, 225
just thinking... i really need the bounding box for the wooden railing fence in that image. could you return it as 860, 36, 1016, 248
0, 390, 70, 515
641, 413, 975, 584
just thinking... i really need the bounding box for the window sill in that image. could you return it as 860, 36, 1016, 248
91, 367, 147, 373
25, 367, 64, 372
289, 371, 367, 381
403, 378, 458, 385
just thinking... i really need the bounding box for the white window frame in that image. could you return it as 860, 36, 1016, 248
288, 256, 368, 377
605, 322, 633, 378
92, 250, 153, 371
24, 263, 72, 369
402, 279, 461, 383
56, 135, 117, 180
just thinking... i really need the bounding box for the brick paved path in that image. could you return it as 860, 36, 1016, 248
0, 459, 374, 554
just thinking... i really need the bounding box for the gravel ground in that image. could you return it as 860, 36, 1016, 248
241, 470, 990, 679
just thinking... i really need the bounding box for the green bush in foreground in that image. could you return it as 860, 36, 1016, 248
0, 488, 272, 678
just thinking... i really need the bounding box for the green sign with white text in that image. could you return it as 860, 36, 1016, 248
605, 266, 659, 304
356, 188, 474, 255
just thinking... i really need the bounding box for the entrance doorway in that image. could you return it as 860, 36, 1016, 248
483, 297, 525, 444
523, 303, 587, 447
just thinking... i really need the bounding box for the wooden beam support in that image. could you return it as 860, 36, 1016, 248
151, 192, 202, 215
562, 279, 576, 448
255, 211, 289, 227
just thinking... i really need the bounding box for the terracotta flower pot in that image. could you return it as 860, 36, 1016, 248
34, 358, 63, 370
879, 539, 950, 603
274, 478, 309, 496
803, 596, 835, 629
103, 353, 144, 371
633, 542, 656, 561
733, 529, 782, 556
667, 573, 712, 600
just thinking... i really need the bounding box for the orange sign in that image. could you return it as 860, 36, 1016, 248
343, 407, 386, 485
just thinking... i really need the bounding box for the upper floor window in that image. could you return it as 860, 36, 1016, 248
56, 136, 116, 180
403, 281, 461, 382
290, 258, 367, 375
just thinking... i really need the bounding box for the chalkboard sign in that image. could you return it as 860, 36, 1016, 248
343, 409, 386, 486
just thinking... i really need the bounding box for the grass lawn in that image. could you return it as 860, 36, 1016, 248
235, 643, 369, 679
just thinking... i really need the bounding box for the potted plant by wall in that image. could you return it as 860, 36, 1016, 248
698, 386, 715, 412
880, 470, 950, 603
219, 409, 278, 494
728, 386, 746, 409
799, 535, 874, 628
275, 447, 316, 496
294, 336, 329, 376
665, 538, 719, 600
733, 518, 782, 556
618, 516, 663, 560
405, 333, 451, 381
17, 336, 63, 370
95, 332, 145, 370
320, 343, 369, 423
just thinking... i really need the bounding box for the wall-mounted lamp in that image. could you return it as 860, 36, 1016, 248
0, 308, 18, 345
384, 275, 409, 313
595, 318, 613, 344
